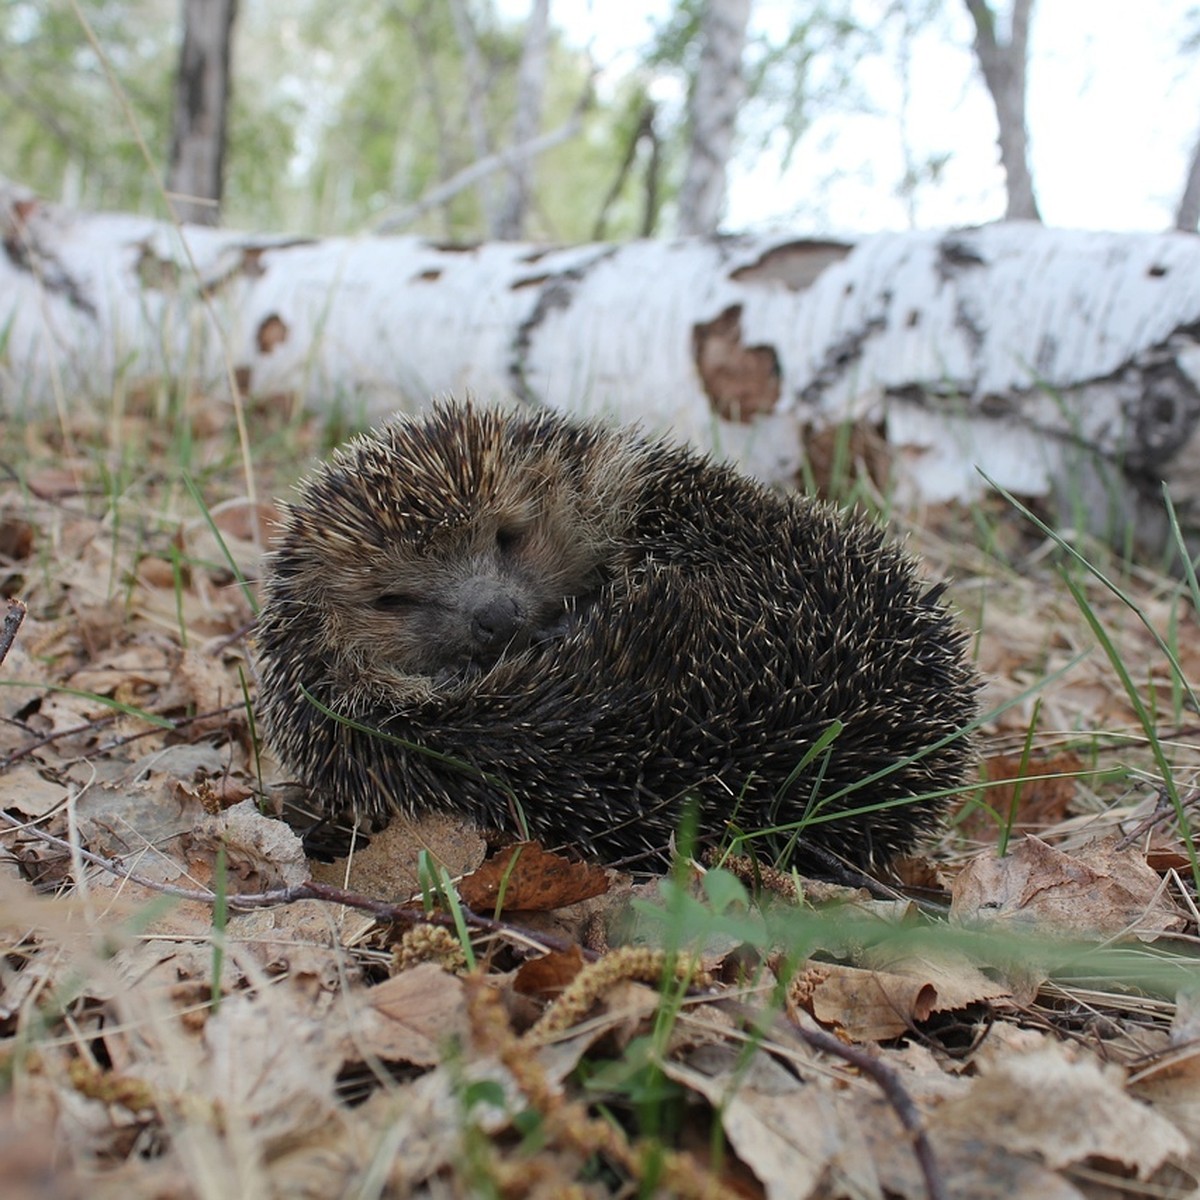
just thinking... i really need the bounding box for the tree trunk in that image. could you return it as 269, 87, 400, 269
1176, 124, 1200, 232
8, 182, 1200, 557
496, 0, 550, 240
963, 0, 1040, 222
166, 0, 238, 227
408, 3, 460, 239
448, 0, 500, 237
678, 0, 752, 237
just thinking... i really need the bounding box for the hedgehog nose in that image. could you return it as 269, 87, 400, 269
472, 595, 522, 648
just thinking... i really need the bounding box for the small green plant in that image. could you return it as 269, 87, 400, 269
416, 851, 478, 971
989, 477, 1200, 888
210, 845, 228, 1014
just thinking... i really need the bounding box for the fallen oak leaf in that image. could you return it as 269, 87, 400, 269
950, 833, 1185, 940
792, 956, 1010, 1043
961, 750, 1084, 842
358, 963, 468, 1067
458, 841, 611, 913
513, 945, 586, 998
932, 1041, 1189, 1182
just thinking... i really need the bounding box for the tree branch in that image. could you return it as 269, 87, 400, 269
372, 107, 587, 235
0, 598, 25, 666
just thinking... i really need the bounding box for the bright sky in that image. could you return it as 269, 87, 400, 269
544, 0, 1200, 235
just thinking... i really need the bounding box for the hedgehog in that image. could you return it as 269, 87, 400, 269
256, 401, 979, 871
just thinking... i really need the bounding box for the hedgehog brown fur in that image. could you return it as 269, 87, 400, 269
256, 401, 978, 870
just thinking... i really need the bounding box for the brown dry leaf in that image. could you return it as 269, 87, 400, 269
27, 688, 117, 737
357, 962, 468, 1066
59, 797, 307, 950
175, 773, 254, 811
458, 841, 611, 913
0, 640, 47, 721
64, 601, 131, 660
0, 1090, 84, 1200
593, 978, 665, 1050
513, 945, 586, 997
23, 466, 85, 499
194, 991, 348, 1155
962, 750, 1083, 842
0, 763, 66, 818
2, 757, 224, 893
184, 798, 310, 892
1124, 998, 1200, 1146
950, 833, 1185, 939
211, 497, 280, 544
795, 956, 1010, 1042
68, 745, 229, 865
0, 513, 34, 561
134, 554, 178, 589
1130, 1045, 1200, 1153
663, 1042, 881, 1200
165, 649, 244, 731
354, 1059, 518, 1194
863, 1103, 1086, 1200
309, 811, 488, 898
932, 1040, 1189, 1182
65, 640, 174, 698
184, 498, 278, 578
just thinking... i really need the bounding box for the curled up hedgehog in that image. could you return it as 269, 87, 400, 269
256, 401, 979, 871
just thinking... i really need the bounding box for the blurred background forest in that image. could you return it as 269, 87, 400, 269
8, 0, 1200, 244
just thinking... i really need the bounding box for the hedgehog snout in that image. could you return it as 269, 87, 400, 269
470, 592, 522, 650
454, 575, 530, 655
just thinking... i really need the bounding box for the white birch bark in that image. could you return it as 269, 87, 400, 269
678, 0, 752, 237
496, 0, 550, 240
5, 183, 1200, 553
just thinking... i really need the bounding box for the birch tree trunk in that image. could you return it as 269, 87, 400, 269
166, 0, 238, 227
678, 0, 752, 237
448, 0, 500, 237
496, 0, 550, 240
1176, 124, 1200, 232
963, 0, 1040, 222
7, 183, 1200, 557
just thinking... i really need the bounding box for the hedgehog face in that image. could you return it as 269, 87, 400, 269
270, 413, 626, 691
320, 508, 606, 683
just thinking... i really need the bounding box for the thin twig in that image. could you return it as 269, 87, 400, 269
0, 598, 26, 666
0, 703, 244, 770
744, 1006, 948, 1200
0, 807, 595, 959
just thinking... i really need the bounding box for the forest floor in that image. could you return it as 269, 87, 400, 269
3, 392, 1200, 1199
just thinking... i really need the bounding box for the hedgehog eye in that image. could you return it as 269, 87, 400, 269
495, 526, 524, 554
371, 592, 418, 612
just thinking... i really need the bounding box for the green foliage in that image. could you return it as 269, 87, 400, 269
7, 0, 898, 242
0, 0, 175, 212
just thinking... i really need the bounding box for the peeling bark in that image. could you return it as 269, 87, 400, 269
692, 305, 780, 419
6, 183, 1200, 556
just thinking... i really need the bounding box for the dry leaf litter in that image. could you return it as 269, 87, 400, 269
2, 404, 1200, 1198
